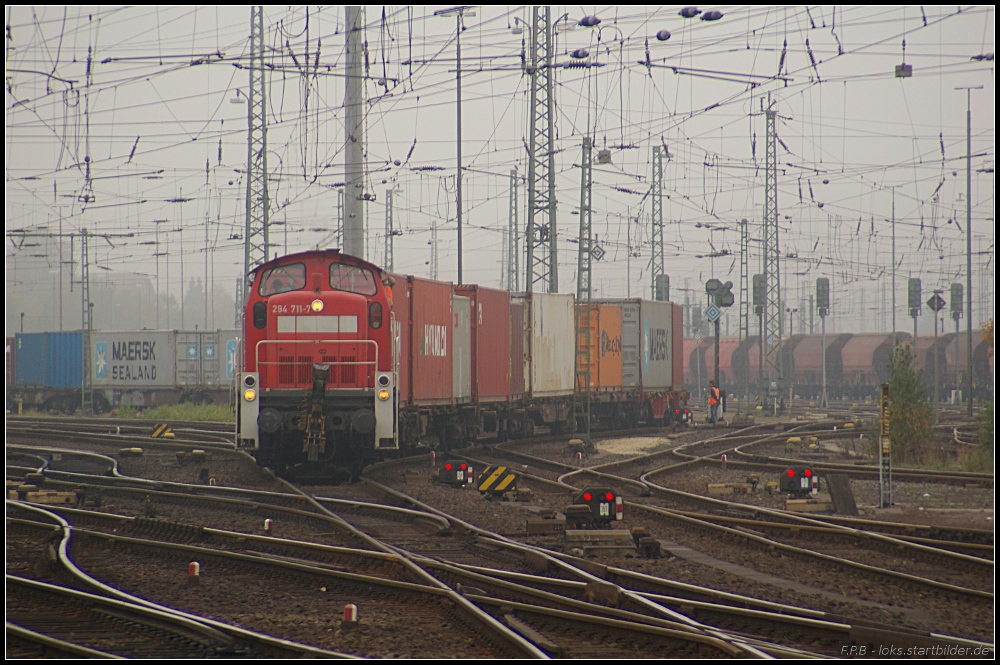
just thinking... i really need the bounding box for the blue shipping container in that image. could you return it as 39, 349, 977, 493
14, 333, 46, 387
47, 331, 85, 389
14, 331, 85, 389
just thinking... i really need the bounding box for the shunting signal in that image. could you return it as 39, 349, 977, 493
573, 487, 623, 525
441, 460, 472, 487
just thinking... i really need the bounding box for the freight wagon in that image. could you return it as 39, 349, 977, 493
234, 249, 688, 475
11, 329, 240, 413
684, 331, 991, 401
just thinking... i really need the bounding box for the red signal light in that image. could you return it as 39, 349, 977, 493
786, 469, 795, 477
445, 463, 452, 470
683, 409, 690, 414
675, 409, 680, 414
583, 492, 593, 502
460, 463, 467, 470
803, 469, 812, 477
605, 492, 614, 501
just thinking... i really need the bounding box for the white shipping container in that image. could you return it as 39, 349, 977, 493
518, 292, 575, 397
176, 331, 220, 387
639, 300, 674, 390
91, 330, 177, 388
452, 296, 471, 403
218, 329, 241, 384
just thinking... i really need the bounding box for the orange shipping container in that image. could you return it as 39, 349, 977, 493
576, 305, 623, 391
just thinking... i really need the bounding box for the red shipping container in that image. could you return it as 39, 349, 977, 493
407, 276, 454, 405
455, 285, 510, 403
509, 301, 525, 399
387, 273, 411, 405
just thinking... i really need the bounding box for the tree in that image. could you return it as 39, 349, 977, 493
886, 344, 934, 464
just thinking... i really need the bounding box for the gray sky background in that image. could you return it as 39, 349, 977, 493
5, 5, 995, 337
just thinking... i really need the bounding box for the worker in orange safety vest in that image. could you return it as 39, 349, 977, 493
708, 380, 720, 425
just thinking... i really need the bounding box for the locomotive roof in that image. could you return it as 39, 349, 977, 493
249, 249, 381, 277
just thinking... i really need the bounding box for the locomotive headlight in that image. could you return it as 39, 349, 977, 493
377, 388, 390, 401
243, 388, 257, 402
311, 299, 324, 312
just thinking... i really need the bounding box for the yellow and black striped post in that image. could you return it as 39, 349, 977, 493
477, 465, 518, 496
150, 423, 175, 439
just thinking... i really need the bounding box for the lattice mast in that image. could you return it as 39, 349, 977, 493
574, 137, 594, 436
508, 169, 520, 292
384, 188, 394, 271
244, 6, 269, 289
81, 228, 93, 413
343, 6, 366, 258
650, 146, 665, 299
525, 6, 557, 292
739, 218, 750, 339
762, 105, 782, 391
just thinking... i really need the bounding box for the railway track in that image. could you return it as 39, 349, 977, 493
360, 456, 994, 653
9, 418, 992, 655
448, 445, 994, 601
6, 574, 350, 659
6, 502, 544, 659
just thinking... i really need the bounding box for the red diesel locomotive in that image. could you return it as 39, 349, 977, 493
238, 250, 396, 472
236, 249, 688, 474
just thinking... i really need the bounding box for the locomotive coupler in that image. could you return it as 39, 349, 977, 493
298, 364, 331, 462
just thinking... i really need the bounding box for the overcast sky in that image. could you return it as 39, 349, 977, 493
5, 5, 995, 336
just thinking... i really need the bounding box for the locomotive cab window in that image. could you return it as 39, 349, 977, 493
329, 263, 378, 296
259, 263, 306, 296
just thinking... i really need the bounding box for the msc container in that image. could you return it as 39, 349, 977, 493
601, 299, 676, 391
14, 332, 85, 389
91, 330, 177, 388
576, 304, 623, 391
455, 285, 511, 402
509, 301, 525, 399
406, 276, 454, 405
452, 295, 472, 403
516, 292, 575, 397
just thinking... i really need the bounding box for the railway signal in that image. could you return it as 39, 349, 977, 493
705, 278, 734, 391
440, 460, 471, 487
816, 277, 830, 408
779, 467, 817, 495
572, 487, 623, 525
908, 278, 922, 340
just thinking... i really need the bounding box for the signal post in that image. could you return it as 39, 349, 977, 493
879, 384, 892, 508
816, 278, 829, 409
705, 278, 734, 416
